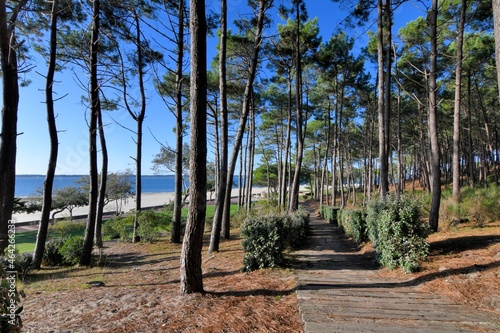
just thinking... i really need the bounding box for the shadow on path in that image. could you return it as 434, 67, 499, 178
292, 201, 500, 333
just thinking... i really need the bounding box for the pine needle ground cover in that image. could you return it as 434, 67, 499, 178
21, 232, 302, 332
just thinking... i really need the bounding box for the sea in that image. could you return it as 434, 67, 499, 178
15, 174, 241, 197
15, 175, 182, 197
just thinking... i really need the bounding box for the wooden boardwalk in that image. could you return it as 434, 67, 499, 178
293, 209, 500, 333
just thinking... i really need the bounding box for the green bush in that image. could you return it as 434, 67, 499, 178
60, 236, 84, 266
104, 216, 135, 242
137, 210, 163, 243
103, 211, 170, 243
241, 209, 309, 272
48, 220, 85, 238
284, 207, 309, 249
242, 216, 286, 271
338, 209, 367, 244
366, 195, 429, 273
319, 205, 339, 224
43, 238, 66, 266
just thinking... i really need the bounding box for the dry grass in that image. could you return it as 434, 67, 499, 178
21, 232, 303, 333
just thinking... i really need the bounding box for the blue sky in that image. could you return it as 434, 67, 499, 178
13, 0, 421, 175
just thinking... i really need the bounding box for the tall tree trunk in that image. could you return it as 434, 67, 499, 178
394, 46, 402, 196
180, 0, 207, 294
0, 0, 26, 252
209, 0, 227, 252
95, 102, 108, 249
80, 0, 100, 266
493, 0, 500, 185
290, 1, 303, 211
452, 0, 466, 202
131, 11, 147, 244
377, 0, 389, 198
383, 0, 392, 194
221, 0, 271, 238
33, 0, 59, 268
280, 74, 292, 209
245, 100, 255, 211
172, 0, 185, 244
428, 0, 441, 232
466, 71, 475, 187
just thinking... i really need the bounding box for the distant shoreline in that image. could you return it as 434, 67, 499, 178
12, 187, 271, 225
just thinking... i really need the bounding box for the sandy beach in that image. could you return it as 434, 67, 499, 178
11, 187, 273, 225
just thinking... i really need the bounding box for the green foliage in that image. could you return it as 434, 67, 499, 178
366, 195, 429, 273
103, 216, 135, 242
338, 209, 367, 244
319, 205, 339, 225
440, 185, 500, 227
48, 220, 86, 238
60, 236, 84, 266
137, 210, 163, 243
42, 238, 66, 266
242, 216, 286, 271
285, 207, 310, 249
42, 236, 84, 267
0, 262, 23, 332
103, 210, 170, 243
241, 209, 309, 272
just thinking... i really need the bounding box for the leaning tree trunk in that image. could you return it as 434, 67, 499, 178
180, 0, 207, 295
80, 0, 100, 266
428, 0, 441, 232
33, 0, 60, 269
220, 0, 271, 238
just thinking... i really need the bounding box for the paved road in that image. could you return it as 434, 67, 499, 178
293, 206, 500, 333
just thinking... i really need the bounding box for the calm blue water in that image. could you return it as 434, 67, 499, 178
15, 175, 179, 197
15, 175, 240, 197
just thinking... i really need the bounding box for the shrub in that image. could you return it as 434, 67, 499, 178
284, 207, 309, 249
137, 210, 163, 243
241, 209, 309, 272
319, 205, 339, 225
338, 209, 367, 244
43, 238, 66, 266
104, 216, 135, 242
48, 220, 85, 238
60, 236, 84, 266
366, 195, 429, 273
103, 211, 170, 243
242, 215, 286, 271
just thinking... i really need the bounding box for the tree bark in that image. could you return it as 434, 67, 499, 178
452, 0, 466, 202
33, 0, 59, 268
180, 0, 207, 295
95, 100, 108, 249
290, 0, 304, 211
428, 0, 441, 232
377, 0, 388, 198
0, 0, 26, 252
80, 0, 100, 266
221, 0, 271, 238
172, 0, 185, 244
131, 11, 147, 244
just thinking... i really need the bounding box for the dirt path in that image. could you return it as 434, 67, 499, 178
293, 202, 500, 333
